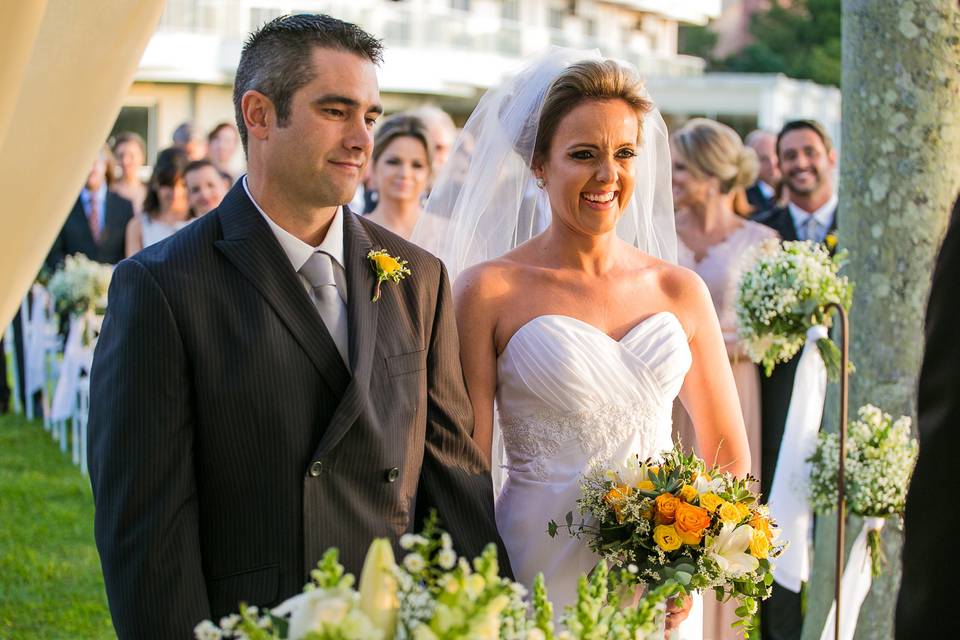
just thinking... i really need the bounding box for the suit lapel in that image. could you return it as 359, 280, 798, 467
213, 183, 350, 396
313, 209, 380, 456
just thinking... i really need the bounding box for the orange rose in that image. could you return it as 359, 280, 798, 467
674, 501, 712, 545
654, 493, 681, 525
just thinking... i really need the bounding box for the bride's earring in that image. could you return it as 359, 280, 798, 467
536, 177, 545, 189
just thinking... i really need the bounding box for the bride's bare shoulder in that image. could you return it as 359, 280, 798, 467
636, 254, 713, 339
453, 255, 531, 309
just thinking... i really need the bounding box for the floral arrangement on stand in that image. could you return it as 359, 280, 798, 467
807, 404, 919, 576
195, 513, 677, 640
46, 253, 112, 318
549, 444, 785, 635
735, 239, 853, 378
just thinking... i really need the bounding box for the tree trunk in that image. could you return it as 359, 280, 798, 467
802, 2, 960, 639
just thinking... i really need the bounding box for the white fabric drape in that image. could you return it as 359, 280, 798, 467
769, 325, 829, 592
0, 0, 165, 328
819, 517, 886, 640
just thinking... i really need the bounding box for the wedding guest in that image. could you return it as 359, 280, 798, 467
111, 132, 148, 215
364, 114, 433, 240
744, 129, 781, 214
671, 117, 777, 640
753, 119, 838, 640
184, 159, 231, 217
47, 144, 133, 269
207, 122, 241, 180
172, 121, 207, 160
124, 148, 192, 256
896, 193, 960, 638
410, 104, 457, 177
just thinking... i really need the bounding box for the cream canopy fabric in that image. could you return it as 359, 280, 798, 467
0, 0, 165, 328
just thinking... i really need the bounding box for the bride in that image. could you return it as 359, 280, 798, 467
413, 50, 751, 636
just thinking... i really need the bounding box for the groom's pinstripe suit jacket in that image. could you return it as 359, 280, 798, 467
87, 182, 508, 638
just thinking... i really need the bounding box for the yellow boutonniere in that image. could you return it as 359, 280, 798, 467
367, 249, 412, 302
824, 232, 838, 251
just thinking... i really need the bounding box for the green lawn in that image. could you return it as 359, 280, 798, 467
0, 413, 114, 639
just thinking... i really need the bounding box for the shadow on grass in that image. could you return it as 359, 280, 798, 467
0, 413, 114, 639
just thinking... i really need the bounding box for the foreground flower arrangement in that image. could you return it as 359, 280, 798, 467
195, 513, 678, 640
807, 404, 918, 576
549, 445, 786, 635
46, 253, 113, 317
735, 239, 853, 378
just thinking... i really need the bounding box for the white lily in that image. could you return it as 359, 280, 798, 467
706, 523, 759, 578
358, 538, 399, 637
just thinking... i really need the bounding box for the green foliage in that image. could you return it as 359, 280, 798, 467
0, 414, 114, 639
696, 0, 842, 87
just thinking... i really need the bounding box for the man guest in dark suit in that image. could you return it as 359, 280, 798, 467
753, 119, 838, 640
88, 14, 507, 639
46, 145, 133, 269
744, 129, 782, 214
896, 194, 960, 637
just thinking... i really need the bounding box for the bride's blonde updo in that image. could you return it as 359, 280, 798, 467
670, 118, 759, 195
529, 59, 653, 164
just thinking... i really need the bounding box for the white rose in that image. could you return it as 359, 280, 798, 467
403, 552, 426, 573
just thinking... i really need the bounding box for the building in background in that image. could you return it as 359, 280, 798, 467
115, 0, 839, 163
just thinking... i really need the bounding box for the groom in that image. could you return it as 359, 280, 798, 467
88, 14, 506, 638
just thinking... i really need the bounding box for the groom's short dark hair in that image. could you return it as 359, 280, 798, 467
233, 13, 383, 155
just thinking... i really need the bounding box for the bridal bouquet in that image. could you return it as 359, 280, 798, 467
47, 253, 112, 317
735, 239, 853, 378
549, 445, 785, 634
807, 404, 918, 576
196, 512, 676, 640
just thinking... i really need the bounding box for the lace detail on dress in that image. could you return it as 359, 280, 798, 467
498, 401, 670, 480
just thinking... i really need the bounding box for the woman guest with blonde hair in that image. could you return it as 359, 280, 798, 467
670, 117, 777, 639
364, 114, 433, 240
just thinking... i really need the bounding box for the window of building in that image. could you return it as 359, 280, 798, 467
501, 0, 519, 21
110, 104, 158, 170
450, 0, 470, 11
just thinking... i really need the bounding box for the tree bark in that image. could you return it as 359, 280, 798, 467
802, 2, 960, 639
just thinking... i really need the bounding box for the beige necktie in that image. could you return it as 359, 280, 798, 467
299, 251, 350, 369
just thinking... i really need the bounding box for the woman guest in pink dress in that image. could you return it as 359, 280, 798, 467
670, 118, 778, 639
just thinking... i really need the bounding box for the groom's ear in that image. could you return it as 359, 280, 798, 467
241, 90, 274, 146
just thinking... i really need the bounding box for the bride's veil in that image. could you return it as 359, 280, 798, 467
411, 47, 677, 495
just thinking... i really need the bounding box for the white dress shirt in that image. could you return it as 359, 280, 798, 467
242, 176, 350, 365
788, 193, 838, 243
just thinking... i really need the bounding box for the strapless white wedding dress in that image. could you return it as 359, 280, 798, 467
495, 311, 703, 637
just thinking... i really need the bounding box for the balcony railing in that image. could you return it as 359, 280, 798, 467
153, 0, 707, 82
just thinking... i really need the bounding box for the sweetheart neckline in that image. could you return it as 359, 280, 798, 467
498, 310, 682, 358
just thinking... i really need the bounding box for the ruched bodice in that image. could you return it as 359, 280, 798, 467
494, 311, 694, 620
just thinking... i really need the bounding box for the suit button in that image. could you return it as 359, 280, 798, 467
385, 467, 400, 483
309, 461, 323, 477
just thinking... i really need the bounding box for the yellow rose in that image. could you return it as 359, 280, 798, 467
718, 501, 742, 524
653, 525, 683, 552
372, 253, 403, 274
735, 502, 752, 521
674, 502, 712, 546
654, 493, 681, 525
635, 480, 655, 492
679, 484, 698, 503
750, 514, 773, 542
749, 527, 770, 559
604, 484, 632, 524
699, 493, 724, 513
